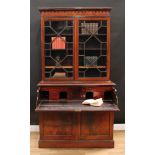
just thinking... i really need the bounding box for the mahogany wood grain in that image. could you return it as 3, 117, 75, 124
37, 80, 116, 86
36, 7, 119, 148
37, 111, 115, 148
39, 139, 114, 148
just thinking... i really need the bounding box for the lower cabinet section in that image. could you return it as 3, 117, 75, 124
38, 111, 114, 148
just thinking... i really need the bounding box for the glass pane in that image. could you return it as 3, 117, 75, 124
78, 20, 107, 78
44, 20, 73, 79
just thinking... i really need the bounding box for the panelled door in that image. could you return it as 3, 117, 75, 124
43, 18, 75, 80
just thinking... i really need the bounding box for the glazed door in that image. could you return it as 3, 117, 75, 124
77, 18, 110, 80
42, 17, 110, 81
43, 18, 75, 80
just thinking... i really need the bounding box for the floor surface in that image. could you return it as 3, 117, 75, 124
30, 131, 125, 155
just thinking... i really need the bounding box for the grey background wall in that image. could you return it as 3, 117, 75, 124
30, 0, 125, 124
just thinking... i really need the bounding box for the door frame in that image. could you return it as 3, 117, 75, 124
75, 17, 110, 81
41, 17, 75, 81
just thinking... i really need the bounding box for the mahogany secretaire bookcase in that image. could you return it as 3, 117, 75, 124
35, 7, 119, 148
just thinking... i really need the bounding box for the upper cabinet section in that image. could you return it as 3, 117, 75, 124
40, 8, 111, 81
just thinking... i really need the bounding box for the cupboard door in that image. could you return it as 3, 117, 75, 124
43, 19, 74, 80
77, 19, 110, 80
40, 112, 77, 140
80, 112, 113, 140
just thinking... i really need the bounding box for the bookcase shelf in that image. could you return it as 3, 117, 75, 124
79, 66, 106, 69
45, 34, 73, 36
79, 34, 107, 36
44, 48, 106, 51
79, 48, 107, 51
45, 66, 106, 69
45, 66, 73, 69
